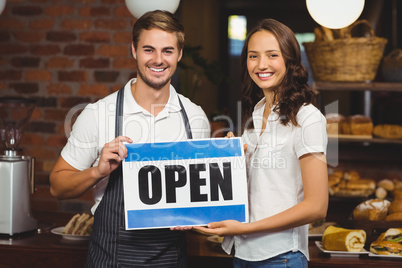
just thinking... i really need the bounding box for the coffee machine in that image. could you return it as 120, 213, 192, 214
0, 97, 38, 236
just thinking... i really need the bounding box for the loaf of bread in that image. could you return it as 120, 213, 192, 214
323, 226, 366, 252
388, 198, 402, 214
314, 26, 334, 42
353, 199, 391, 221
328, 169, 376, 197
385, 212, 402, 221
373, 124, 402, 139
341, 115, 373, 135
326, 113, 345, 135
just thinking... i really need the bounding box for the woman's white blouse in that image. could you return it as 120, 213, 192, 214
222, 98, 327, 261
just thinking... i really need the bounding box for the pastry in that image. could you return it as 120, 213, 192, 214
322, 226, 366, 252
340, 179, 376, 191
377, 179, 395, 191
328, 173, 342, 187
344, 170, 360, 181
375, 187, 387, 199
388, 199, 402, 214
373, 124, 402, 139
353, 199, 391, 221
326, 113, 345, 135
385, 212, 402, 221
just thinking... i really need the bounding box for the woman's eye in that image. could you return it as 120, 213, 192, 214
249, 55, 257, 59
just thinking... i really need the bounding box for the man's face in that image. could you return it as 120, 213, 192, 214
132, 28, 182, 90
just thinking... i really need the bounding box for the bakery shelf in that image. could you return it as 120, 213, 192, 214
328, 136, 402, 145
313, 81, 402, 92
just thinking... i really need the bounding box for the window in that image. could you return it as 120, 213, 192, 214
228, 15, 247, 56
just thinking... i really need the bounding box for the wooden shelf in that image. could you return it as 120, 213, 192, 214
313, 81, 402, 92
328, 136, 402, 145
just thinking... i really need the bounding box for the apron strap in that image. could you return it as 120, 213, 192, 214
177, 96, 193, 139
115, 87, 193, 139
115, 88, 124, 137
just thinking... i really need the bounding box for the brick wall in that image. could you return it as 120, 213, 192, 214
0, 0, 138, 213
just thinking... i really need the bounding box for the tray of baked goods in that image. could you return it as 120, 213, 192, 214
316, 224, 402, 258
327, 166, 402, 199
314, 192, 402, 257
326, 113, 402, 143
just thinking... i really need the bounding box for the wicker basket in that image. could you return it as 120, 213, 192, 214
303, 20, 388, 82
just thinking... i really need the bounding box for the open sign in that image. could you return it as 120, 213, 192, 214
122, 138, 248, 230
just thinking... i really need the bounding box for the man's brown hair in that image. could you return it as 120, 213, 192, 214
132, 10, 185, 51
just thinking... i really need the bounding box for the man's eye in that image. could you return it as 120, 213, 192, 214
164, 50, 173, 54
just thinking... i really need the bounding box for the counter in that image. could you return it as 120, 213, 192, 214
1, 229, 401, 268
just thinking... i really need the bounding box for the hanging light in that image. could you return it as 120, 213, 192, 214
306, 0, 365, 29
0, 0, 6, 15
125, 0, 181, 19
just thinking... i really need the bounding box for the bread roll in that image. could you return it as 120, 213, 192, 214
326, 113, 345, 135
375, 187, 387, 199
344, 170, 360, 181
353, 199, 391, 221
314, 26, 334, 42
385, 212, 402, 221
342, 179, 376, 190
328, 174, 342, 187
323, 226, 366, 252
377, 179, 395, 191
394, 189, 402, 199
389, 199, 402, 214
394, 180, 402, 190
342, 115, 373, 136
373, 124, 402, 139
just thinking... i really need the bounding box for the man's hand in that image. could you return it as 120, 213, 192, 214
96, 136, 132, 178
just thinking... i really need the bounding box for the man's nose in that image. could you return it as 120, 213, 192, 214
153, 51, 163, 64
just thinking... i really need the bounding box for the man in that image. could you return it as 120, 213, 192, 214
50, 10, 210, 267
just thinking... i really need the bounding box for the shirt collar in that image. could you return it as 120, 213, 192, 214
252, 97, 279, 130
123, 78, 182, 116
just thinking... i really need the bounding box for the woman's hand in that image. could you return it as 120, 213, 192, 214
226, 132, 248, 152
95, 136, 132, 178
193, 220, 247, 236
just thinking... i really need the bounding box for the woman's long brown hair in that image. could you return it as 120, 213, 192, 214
241, 18, 316, 129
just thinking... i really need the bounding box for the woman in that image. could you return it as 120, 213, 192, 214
194, 18, 328, 267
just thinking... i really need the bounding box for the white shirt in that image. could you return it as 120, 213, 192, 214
61, 78, 211, 213
222, 98, 327, 261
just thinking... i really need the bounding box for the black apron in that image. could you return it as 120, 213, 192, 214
86, 88, 192, 267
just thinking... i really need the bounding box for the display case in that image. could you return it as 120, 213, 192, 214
314, 81, 402, 244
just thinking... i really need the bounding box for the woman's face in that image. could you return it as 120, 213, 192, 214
246, 30, 286, 93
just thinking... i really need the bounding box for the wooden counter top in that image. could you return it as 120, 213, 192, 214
0, 219, 401, 268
